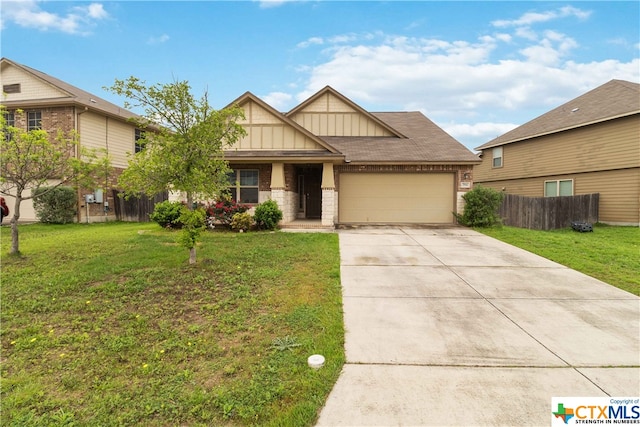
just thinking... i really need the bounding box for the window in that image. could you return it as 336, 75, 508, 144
3, 84, 21, 94
3, 111, 15, 141
227, 169, 259, 204
492, 147, 503, 168
544, 179, 573, 197
27, 111, 42, 131
134, 128, 145, 153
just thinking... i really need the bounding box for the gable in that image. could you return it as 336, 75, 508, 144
230, 99, 329, 151
1, 62, 70, 102
289, 89, 398, 137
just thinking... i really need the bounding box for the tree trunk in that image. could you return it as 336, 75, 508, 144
10, 192, 22, 255
189, 247, 196, 265
186, 191, 196, 265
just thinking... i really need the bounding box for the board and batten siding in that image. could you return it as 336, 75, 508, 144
478, 168, 639, 225
231, 100, 325, 151
474, 116, 639, 182
1, 64, 68, 101
78, 111, 136, 169
290, 92, 395, 137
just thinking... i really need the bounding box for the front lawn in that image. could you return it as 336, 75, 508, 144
478, 224, 639, 296
1, 222, 344, 426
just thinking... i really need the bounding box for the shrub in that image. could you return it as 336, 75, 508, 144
456, 185, 505, 227
206, 197, 249, 227
33, 186, 77, 224
149, 200, 185, 228
254, 199, 283, 230
230, 212, 253, 232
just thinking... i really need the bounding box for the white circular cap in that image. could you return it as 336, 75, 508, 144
307, 354, 325, 369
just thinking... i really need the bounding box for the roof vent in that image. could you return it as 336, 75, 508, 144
90, 98, 97, 103
571, 107, 580, 113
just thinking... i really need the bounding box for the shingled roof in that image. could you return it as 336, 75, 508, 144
322, 111, 480, 163
1, 57, 139, 123
476, 79, 640, 150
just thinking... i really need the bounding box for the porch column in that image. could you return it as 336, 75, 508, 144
321, 163, 336, 226
270, 162, 288, 222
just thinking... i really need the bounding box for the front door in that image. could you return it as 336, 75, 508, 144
298, 166, 322, 219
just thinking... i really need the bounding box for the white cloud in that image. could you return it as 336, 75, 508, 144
257, 0, 288, 9
443, 122, 520, 144
1, 0, 109, 35
285, 22, 638, 149
296, 37, 324, 49
85, 3, 108, 20
148, 34, 170, 45
261, 91, 293, 111
491, 6, 591, 28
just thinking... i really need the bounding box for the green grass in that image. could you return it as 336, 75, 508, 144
478, 224, 639, 296
1, 222, 344, 426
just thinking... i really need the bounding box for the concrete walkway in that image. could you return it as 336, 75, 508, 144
316, 227, 640, 426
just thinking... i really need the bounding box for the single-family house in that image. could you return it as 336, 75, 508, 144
2, 57, 480, 227
224, 86, 480, 227
474, 79, 640, 226
1, 57, 144, 223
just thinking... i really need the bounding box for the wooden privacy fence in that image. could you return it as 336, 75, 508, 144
499, 193, 599, 230
112, 190, 168, 222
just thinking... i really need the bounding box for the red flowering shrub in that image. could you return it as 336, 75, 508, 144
206, 197, 249, 226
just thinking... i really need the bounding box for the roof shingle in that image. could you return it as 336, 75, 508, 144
324, 112, 479, 163
476, 79, 640, 150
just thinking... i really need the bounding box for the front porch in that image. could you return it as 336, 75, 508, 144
228, 162, 337, 227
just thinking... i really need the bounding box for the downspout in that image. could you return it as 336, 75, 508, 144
104, 116, 109, 221
75, 105, 88, 223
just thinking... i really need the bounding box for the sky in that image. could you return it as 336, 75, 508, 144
1, 1, 638, 151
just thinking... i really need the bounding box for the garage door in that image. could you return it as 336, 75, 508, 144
339, 173, 454, 223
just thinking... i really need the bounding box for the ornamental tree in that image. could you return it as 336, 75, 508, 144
106, 77, 246, 264
0, 108, 110, 255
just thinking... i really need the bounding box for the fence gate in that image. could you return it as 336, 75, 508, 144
112, 190, 168, 222
499, 193, 599, 230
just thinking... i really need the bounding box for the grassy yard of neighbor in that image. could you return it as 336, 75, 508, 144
478, 224, 639, 296
1, 223, 344, 426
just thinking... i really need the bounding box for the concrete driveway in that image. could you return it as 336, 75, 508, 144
316, 227, 640, 426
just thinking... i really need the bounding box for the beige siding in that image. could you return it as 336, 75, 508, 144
475, 116, 640, 182
290, 92, 395, 137
79, 111, 107, 150
1, 64, 68, 101
300, 93, 358, 113
79, 111, 135, 168
478, 168, 639, 225
108, 119, 135, 168
230, 100, 326, 151
292, 112, 394, 137
339, 173, 455, 223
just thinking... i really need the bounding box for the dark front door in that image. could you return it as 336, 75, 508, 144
299, 166, 322, 219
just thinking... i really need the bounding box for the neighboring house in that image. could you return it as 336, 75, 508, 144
474, 79, 640, 226
224, 86, 479, 227
1, 57, 143, 223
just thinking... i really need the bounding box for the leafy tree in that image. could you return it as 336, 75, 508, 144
106, 77, 246, 264
0, 108, 110, 255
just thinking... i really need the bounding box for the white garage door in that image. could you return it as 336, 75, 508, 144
339, 173, 455, 223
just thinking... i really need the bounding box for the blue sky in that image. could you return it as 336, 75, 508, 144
1, 1, 638, 150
